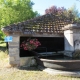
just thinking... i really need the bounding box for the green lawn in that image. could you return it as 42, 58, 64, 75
0, 41, 6, 47
0, 42, 80, 80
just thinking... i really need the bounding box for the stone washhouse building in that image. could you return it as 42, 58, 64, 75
2, 13, 80, 67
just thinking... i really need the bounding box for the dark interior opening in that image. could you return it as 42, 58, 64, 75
20, 37, 64, 57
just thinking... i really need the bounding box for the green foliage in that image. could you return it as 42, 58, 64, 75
68, 4, 80, 23
0, 31, 5, 40
0, 0, 38, 40
0, 0, 37, 27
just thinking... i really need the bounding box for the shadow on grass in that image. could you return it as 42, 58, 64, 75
0, 41, 5, 44
18, 66, 40, 71
0, 46, 8, 52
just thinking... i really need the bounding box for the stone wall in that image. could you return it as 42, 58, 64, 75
73, 29, 80, 50
64, 30, 74, 51
64, 24, 80, 57
8, 35, 20, 66
8, 35, 36, 67
20, 57, 37, 67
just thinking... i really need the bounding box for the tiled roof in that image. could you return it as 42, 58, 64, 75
2, 13, 73, 34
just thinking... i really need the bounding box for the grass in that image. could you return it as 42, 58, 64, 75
0, 42, 80, 80
0, 41, 6, 47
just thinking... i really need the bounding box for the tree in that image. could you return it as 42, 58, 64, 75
0, 0, 38, 27
0, 0, 38, 40
45, 5, 80, 23
68, 4, 80, 23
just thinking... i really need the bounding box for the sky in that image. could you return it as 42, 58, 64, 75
31, 0, 80, 15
